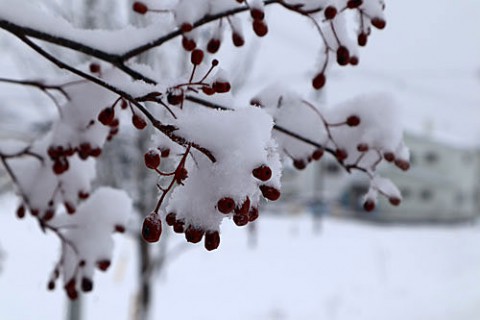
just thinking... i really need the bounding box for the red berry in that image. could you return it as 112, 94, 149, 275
233, 214, 249, 226
349, 56, 359, 66
250, 8, 265, 20
64, 278, 78, 300
96, 260, 111, 271
363, 199, 375, 212
185, 226, 204, 243
336, 46, 350, 66
115, 225, 126, 233
53, 158, 69, 175
252, 20, 268, 37
207, 38, 221, 53
160, 149, 170, 158
98, 107, 115, 126
394, 159, 410, 171
248, 207, 259, 222
191, 49, 204, 65
383, 152, 395, 162
293, 159, 306, 170
335, 149, 348, 161
204, 231, 220, 251
47, 281, 55, 291
81, 277, 93, 292
132, 114, 147, 130
202, 86, 215, 96
347, 0, 363, 9
167, 91, 184, 105
175, 167, 188, 183
212, 81, 231, 93
142, 212, 162, 243
260, 185, 281, 201
182, 36, 196, 51
89, 63, 101, 73
78, 191, 89, 199
173, 219, 185, 233
16, 205, 25, 219
43, 209, 55, 221
78, 143, 92, 160
235, 197, 250, 216
133, 1, 148, 14
165, 213, 176, 226
252, 165, 272, 181
90, 147, 102, 157
371, 17, 386, 29
217, 197, 235, 214
346, 115, 360, 126
312, 149, 324, 161
389, 197, 401, 206
324, 6, 337, 20
357, 143, 369, 152
232, 33, 245, 47
144, 150, 161, 169
357, 33, 368, 46
181, 23, 193, 33
312, 73, 326, 90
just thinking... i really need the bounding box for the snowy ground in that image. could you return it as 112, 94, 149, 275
1, 194, 480, 320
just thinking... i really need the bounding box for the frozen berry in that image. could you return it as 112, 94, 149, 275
336, 46, 350, 66
363, 199, 375, 212
191, 49, 204, 65
357, 143, 369, 152
207, 38, 221, 53
371, 17, 386, 29
293, 159, 306, 170
250, 8, 265, 20
346, 115, 360, 126
232, 33, 245, 47
217, 197, 235, 214
204, 231, 220, 251
185, 226, 204, 243
389, 197, 401, 206
383, 152, 395, 162
324, 6, 337, 20
253, 20, 268, 37
260, 185, 280, 201
165, 212, 176, 226
133, 1, 148, 14
81, 277, 93, 292
335, 149, 348, 161
347, 0, 363, 9
394, 159, 410, 171
235, 197, 250, 216
142, 212, 162, 243
132, 114, 147, 130
248, 207, 259, 222
312, 73, 326, 90
182, 36, 196, 51
98, 107, 115, 126
312, 149, 324, 161
252, 165, 272, 181
96, 260, 111, 271
144, 150, 161, 169
357, 33, 368, 46
89, 63, 101, 73
233, 214, 249, 226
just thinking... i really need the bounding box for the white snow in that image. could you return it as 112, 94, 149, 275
1, 194, 480, 320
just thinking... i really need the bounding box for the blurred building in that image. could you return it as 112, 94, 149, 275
280, 132, 480, 223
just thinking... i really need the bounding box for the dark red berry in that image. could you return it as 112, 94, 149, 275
248, 207, 259, 222
96, 260, 111, 271
252, 20, 268, 37
371, 17, 386, 29
81, 277, 93, 292
357, 33, 368, 46
312, 149, 324, 161
389, 197, 401, 206
312, 73, 326, 90
16, 205, 25, 219
233, 214, 249, 226
47, 281, 55, 291
167, 91, 184, 105
166, 212, 176, 226
78, 143, 92, 160
98, 107, 115, 126
207, 38, 221, 54
160, 149, 170, 158
383, 152, 395, 162
191, 49, 204, 65
43, 209, 55, 221
347, 0, 363, 9
142, 212, 162, 243
182, 36, 196, 51
252, 165, 272, 181
335, 149, 348, 161
115, 225, 126, 233
394, 159, 410, 171
346, 115, 360, 126
89, 63, 101, 73
357, 143, 369, 152
204, 231, 220, 251
64, 278, 78, 300
173, 220, 185, 233
202, 86, 215, 96
132, 114, 147, 130
336, 46, 350, 66
250, 8, 265, 20
78, 191, 89, 199
181, 23, 193, 33
144, 150, 161, 169
260, 185, 280, 201
363, 199, 375, 212
185, 226, 204, 243
293, 159, 306, 170
212, 81, 231, 93
235, 197, 250, 216
232, 33, 245, 47
90, 147, 102, 157
217, 197, 235, 214
175, 167, 188, 183
133, 1, 148, 14
324, 6, 337, 19
349, 56, 359, 66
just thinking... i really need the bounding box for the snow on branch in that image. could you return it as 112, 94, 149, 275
0, 0, 403, 299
